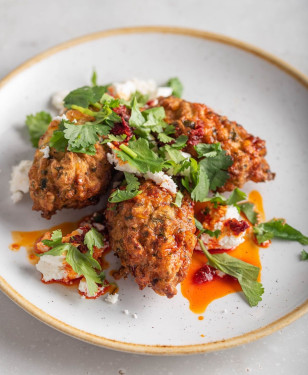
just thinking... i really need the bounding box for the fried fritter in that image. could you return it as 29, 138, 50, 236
158, 96, 275, 191
106, 180, 197, 298
29, 110, 112, 219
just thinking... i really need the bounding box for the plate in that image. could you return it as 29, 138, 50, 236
0, 26, 307, 355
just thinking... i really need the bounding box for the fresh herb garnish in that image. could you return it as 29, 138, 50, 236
115, 138, 165, 173
108, 172, 141, 203
40, 229, 105, 296
300, 250, 308, 261
166, 77, 183, 98
194, 218, 221, 238
64, 85, 109, 109
26, 111, 52, 147
173, 191, 183, 207
199, 240, 264, 306
253, 219, 308, 245
239, 202, 258, 225
91, 70, 97, 86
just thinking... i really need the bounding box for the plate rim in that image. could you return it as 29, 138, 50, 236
1, 25, 307, 355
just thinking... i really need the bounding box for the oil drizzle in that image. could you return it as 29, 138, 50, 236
10, 222, 78, 264
181, 190, 265, 314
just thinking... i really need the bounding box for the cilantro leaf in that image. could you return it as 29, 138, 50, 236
199, 240, 264, 306
49, 119, 111, 155
116, 138, 165, 173
203, 229, 221, 238
199, 150, 233, 191
300, 250, 308, 261
49, 121, 69, 152
190, 162, 210, 202
37, 243, 72, 257
84, 228, 104, 255
66, 245, 102, 296
108, 172, 141, 203
226, 188, 247, 206
170, 135, 188, 149
64, 85, 108, 109
194, 219, 220, 237
253, 219, 308, 245
166, 77, 183, 98
239, 202, 258, 225
173, 191, 183, 207
42, 229, 63, 248
26, 111, 52, 147
195, 143, 222, 158
129, 97, 145, 127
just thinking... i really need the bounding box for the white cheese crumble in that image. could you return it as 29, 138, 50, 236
145, 171, 177, 194
197, 205, 249, 250
36, 255, 68, 282
78, 278, 105, 298
92, 222, 105, 231
104, 293, 119, 304
10, 160, 32, 203
123, 309, 129, 315
53, 113, 69, 122
39, 145, 50, 159
132, 313, 138, 319
110, 78, 172, 101
51, 90, 69, 112
106, 151, 140, 175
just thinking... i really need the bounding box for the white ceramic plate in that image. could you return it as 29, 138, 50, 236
0, 27, 307, 355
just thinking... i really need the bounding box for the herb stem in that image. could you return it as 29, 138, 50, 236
71, 105, 97, 117
119, 144, 138, 159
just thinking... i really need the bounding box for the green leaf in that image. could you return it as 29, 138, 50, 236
199, 150, 233, 191
26, 111, 52, 147
42, 229, 63, 248
194, 218, 204, 232
108, 172, 141, 203
203, 229, 221, 238
115, 138, 165, 173
129, 97, 146, 127
91, 70, 97, 86
66, 245, 102, 296
190, 163, 210, 202
166, 77, 183, 98
253, 219, 308, 245
199, 240, 263, 306
49, 127, 68, 152
226, 188, 247, 206
37, 243, 72, 257
84, 228, 104, 255
239, 202, 258, 225
158, 133, 174, 144
195, 143, 222, 158
64, 85, 108, 109
170, 135, 188, 149
300, 250, 308, 261
173, 191, 183, 207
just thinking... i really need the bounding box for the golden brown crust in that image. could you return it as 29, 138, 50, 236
158, 96, 275, 191
29, 110, 112, 219
106, 181, 197, 298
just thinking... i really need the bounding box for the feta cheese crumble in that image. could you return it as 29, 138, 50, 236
145, 171, 177, 194
107, 149, 140, 175
78, 278, 105, 298
39, 145, 50, 159
110, 78, 172, 101
53, 113, 69, 122
51, 90, 69, 112
104, 293, 119, 304
36, 255, 68, 282
10, 160, 32, 203
197, 205, 249, 251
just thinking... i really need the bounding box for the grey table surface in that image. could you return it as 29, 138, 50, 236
0, 0, 307, 374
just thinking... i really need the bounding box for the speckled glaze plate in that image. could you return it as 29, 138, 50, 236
0, 27, 307, 355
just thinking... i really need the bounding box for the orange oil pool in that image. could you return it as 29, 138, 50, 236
10, 222, 78, 264
181, 190, 265, 314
